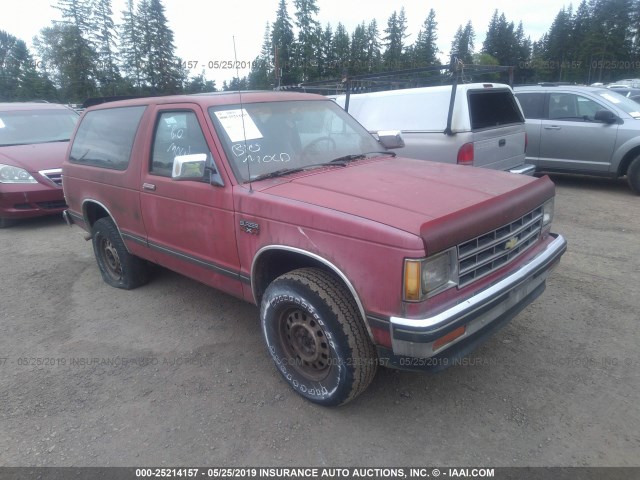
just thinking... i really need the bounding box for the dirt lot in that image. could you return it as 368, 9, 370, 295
0, 174, 638, 468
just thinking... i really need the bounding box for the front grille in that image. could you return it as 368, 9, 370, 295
39, 168, 63, 187
457, 206, 544, 288
36, 200, 67, 210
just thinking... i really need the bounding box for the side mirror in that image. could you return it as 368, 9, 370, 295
172, 153, 207, 180
377, 130, 405, 149
594, 110, 619, 124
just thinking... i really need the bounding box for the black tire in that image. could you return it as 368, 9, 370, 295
628, 155, 640, 195
260, 268, 377, 406
92, 217, 149, 289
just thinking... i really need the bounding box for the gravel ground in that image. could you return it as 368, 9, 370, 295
0, 174, 638, 467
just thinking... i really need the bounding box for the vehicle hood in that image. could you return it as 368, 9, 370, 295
259, 157, 554, 253
0, 142, 69, 172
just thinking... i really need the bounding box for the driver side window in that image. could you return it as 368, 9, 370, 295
151, 111, 211, 177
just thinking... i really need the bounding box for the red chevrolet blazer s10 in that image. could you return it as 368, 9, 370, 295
62, 91, 567, 406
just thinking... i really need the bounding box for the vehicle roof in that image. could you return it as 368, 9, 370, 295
514, 84, 608, 93
84, 91, 329, 111
0, 102, 75, 111
335, 82, 512, 100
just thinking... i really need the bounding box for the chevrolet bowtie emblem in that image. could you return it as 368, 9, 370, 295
504, 237, 518, 250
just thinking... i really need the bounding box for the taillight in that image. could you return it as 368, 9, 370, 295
457, 142, 474, 165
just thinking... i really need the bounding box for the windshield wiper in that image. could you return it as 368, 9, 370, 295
250, 161, 350, 182
250, 167, 307, 182
249, 151, 396, 182
329, 151, 396, 164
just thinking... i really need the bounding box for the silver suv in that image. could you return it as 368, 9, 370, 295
514, 85, 640, 194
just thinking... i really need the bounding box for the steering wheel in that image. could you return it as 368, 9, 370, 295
301, 136, 336, 160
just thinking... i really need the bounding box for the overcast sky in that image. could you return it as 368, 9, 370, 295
2, 0, 570, 86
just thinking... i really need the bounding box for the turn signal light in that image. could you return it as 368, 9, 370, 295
433, 326, 466, 351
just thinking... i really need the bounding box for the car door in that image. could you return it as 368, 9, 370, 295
139, 104, 244, 298
515, 91, 545, 163
537, 91, 618, 174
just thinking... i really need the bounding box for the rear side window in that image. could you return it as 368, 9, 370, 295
468, 90, 524, 130
70, 106, 145, 170
515, 92, 545, 119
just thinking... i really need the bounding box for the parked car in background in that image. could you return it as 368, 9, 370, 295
514, 85, 640, 194
62, 92, 566, 405
333, 83, 535, 175
605, 86, 640, 104
0, 103, 79, 227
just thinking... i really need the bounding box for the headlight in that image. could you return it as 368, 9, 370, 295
0, 164, 37, 184
403, 247, 459, 301
542, 198, 554, 234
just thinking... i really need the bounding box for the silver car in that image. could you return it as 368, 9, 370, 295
514, 85, 640, 194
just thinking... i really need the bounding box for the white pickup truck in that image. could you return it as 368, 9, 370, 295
334, 83, 535, 174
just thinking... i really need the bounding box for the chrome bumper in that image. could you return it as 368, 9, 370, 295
389, 233, 567, 359
509, 164, 537, 176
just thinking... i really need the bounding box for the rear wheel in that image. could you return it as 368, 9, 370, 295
628, 155, 640, 195
92, 217, 149, 289
260, 268, 377, 406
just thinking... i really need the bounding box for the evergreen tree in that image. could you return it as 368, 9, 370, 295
91, 0, 120, 94
330, 23, 349, 78
413, 9, 439, 67
48, 0, 97, 100
451, 21, 475, 65
293, 0, 321, 81
34, 22, 97, 101
224, 76, 248, 91
588, 0, 633, 83
317, 23, 334, 79
382, 8, 409, 70
184, 71, 216, 93
0, 31, 54, 101
366, 20, 382, 73
248, 22, 273, 89
119, 0, 142, 91
542, 6, 574, 81
271, 0, 295, 86
136, 0, 185, 94
350, 22, 369, 75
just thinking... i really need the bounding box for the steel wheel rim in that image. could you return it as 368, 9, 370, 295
100, 237, 123, 281
278, 307, 331, 381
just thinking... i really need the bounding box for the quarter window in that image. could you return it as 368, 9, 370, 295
70, 106, 145, 170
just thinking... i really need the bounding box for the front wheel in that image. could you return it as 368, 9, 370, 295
627, 155, 640, 195
92, 217, 149, 289
260, 268, 377, 406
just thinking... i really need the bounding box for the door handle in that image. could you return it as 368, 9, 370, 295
544, 126, 561, 130
142, 183, 156, 191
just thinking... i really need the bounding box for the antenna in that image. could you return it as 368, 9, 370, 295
233, 36, 253, 192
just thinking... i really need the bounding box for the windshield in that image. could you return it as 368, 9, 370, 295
0, 109, 79, 146
209, 99, 382, 182
595, 89, 640, 118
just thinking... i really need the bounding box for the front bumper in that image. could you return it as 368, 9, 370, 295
0, 183, 66, 220
385, 233, 567, 368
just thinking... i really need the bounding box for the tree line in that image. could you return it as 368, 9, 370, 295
1, 0, 640, 103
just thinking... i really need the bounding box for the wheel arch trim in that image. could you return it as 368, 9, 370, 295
81, 198, 130, 252
251, 245, 373, 340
